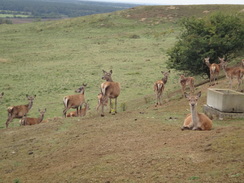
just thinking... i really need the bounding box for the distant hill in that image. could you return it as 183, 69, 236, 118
0, 0, 138, 19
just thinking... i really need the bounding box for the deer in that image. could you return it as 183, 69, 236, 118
153, 70, 170, 107
66, 102, 90, 117
20, 108, 46, 126
96, 93, 108, 112
204, 57, 220, 86
219, 57, 243, 90
182, 91, 212, 131
5, 95, 36, 128
100, 70, 120, 117
179, 75, 195, 97
63, 84, 87, 117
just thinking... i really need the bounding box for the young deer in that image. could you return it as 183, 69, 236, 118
63, 84, 87, 117
182, 91, 212, 131
219, 57, 243, 90
153, 70, 170, 106
204, 57, 220, 86
96, 93, 108, 112
100, 70, 120, 117
179, 75, 195, 97
66, 102, 90, 117
20, 108, 46, 126
5, 95, 36, 128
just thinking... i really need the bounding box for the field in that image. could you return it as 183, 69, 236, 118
0, 5, 243, 183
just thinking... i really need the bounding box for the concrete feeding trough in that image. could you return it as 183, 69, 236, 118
203, 88, 244, 120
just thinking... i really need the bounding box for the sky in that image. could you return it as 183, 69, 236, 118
85, 0, 244, 5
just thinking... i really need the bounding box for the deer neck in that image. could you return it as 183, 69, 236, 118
205, 62, 211, 68
162, 77, 168, 84
27, 101, 33, 111
190, 105, 199, 127
38, 114, 44, 124
106, 78, 113, 82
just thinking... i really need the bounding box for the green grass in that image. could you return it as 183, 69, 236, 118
0, 5, 243, 128
0, 12, 181, 128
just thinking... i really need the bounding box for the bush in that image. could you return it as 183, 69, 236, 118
166, 13, 244, 77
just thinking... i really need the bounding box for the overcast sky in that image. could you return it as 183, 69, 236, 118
85, 0, 244, 5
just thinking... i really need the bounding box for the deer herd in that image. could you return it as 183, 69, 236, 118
1, 58, 244, 130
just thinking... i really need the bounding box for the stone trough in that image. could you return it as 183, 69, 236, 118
203, 88, 244, 120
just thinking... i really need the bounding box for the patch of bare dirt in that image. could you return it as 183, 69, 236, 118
0, 79, 243, 182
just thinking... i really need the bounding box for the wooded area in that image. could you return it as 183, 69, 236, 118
0, 0, 136, 19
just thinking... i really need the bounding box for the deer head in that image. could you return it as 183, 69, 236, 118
102, 70, 113, 82
75, 83, 87, 94
184, 91, 201, 107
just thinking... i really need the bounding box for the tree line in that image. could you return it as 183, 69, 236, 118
0, 0, 136, 19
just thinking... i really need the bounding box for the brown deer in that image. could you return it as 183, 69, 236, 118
20, 108, 46, 126
5, 95, 36, 128
66, 102, 90, 117
179, 75, 195, 97
100, 70, 120, 117
96, 93, 108, 112
182, 91, 212, 131
153, 70, 170, 107
204, 57, 220, 86
219, 57, 243, 90
63, 84, 87, 117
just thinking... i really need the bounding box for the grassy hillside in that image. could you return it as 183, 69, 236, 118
0, 5, 243, 182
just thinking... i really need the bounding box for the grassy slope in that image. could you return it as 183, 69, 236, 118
0, 5, 243, 182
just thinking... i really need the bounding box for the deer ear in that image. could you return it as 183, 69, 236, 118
184, 92, 190, 99
102, 70, 106, 73
197, 91, 201, 98
110, 70, 113, 74
168, 70, 170, 73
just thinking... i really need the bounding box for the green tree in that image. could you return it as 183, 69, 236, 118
166, 13, 244, 77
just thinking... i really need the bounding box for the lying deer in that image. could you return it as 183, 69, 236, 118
219, 57, 243, 90
96, 93, 108, 112
182, 91, 212, 131
100, 70, 120, 117
66, 102, 90, 117
20, 108, 46, 126
204, 57, 220, 86
63, 84, 87, 117
179, 75, 195, 97
6, 95, 36, 128
153, 70, 170, 106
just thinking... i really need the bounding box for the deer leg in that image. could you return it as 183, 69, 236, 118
6, 116, 14, 128
63, 107, 70, 118
114, 98, 117, 113
109, 98, 112, 113
101, 103, 105, 117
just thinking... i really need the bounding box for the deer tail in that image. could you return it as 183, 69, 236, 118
63, 97, 69, 108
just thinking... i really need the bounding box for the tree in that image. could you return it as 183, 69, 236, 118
166, 13, 244, 77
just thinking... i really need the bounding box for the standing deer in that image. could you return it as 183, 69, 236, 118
204, 57, 220, 86
63, 84, 87, 117
179, 75, 195, 97
20, 108, 46, 126
182, 91, 212, 131
96, 93, 108, 112
153, 70, 170, 107
66, 102, 90, 117
100, 70, 120, 117
5, 95, 36, 128
219, 57, 243, 90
